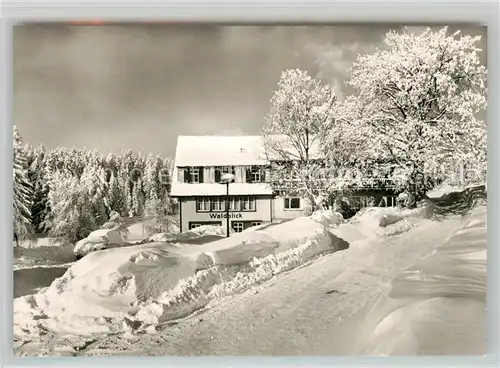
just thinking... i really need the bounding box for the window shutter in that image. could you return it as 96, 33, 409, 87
245, 168, 252, 183
184, 168, 190, 183
262, 168, 271, 183
215, 168, 221, 183
199, 167, 204, 183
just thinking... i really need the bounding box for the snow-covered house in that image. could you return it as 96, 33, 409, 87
170, 135, 313, 233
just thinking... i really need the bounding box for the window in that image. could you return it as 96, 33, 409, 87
211, 197, 226, 212
224, 196, 256, 212
241, 196, 256, 211
232, 222, 244, 233
250, 221, 262, 228
196, 197, 211, 212
251, 166, 262, 183
249, 197, 256, 211
190, 167, 200, 183
245, 166, 266, 183
215, 166, 235, 183
284, 197, 301, 210
183, 167, 204, 183
229, 196, 241, 211
189, 223, 202, 230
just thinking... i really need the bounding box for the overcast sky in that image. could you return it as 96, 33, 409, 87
14, 24, 487, 158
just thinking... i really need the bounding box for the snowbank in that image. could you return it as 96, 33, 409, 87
181, 224, 231, 238
148, 225, 230, 243
356, 203, 487, 355
427, 185, 486, 217
73, 222, 224, 259
347, 185, 486, 237
14, 213, 347, 340
73, 229, 124, 258
310, 209, 344, 227
14, 202, 439, 343
426, 182, 486, 199
344, 202, 432, 240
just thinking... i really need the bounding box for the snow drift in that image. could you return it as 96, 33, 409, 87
14, 211, 347, 339
73, 229, 124, 258
14, 196, 451, 344
148, 224, 230, 244
335, 200, 432, 242
72, 213, 164, 258
355, 201, 487, 356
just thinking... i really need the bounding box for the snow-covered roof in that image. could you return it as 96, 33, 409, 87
174, 135, 268, 167
174, 135, 323, 167
170, 182, 274, 197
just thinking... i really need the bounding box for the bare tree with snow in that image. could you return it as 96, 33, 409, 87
262, 69, 336, 212
324, 27, 487, 206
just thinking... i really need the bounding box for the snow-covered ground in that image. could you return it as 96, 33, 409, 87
12, 186, 487, 356
73, 207, 476, 356
13, 213, 342, 339
81, 204, 483, 357
356, 203, 487, 355
13, 210, 345, 354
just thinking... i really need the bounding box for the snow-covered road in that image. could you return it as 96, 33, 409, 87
80, 215, 464, 356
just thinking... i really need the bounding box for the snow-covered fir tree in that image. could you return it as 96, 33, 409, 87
81, 164, 109, 223
43, 171, 94, 242
13, 125, 34, 245
118, 150, 137, 216
44, 165, 112, 242
15, 137, 173, 242
26, 144, 51, 234
262, 69, 336, 211
107, 171, 127, 217
132, 177, 145, 216
143, 153, 161, 203
143, 155, 175, 234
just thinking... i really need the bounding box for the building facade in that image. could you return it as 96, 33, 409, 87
170, 136, 311, 233
170, 135, 401, 233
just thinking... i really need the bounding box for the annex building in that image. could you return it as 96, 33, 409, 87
170, 135, 313, 233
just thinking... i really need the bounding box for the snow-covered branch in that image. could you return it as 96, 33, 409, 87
323, 27, 487, 204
